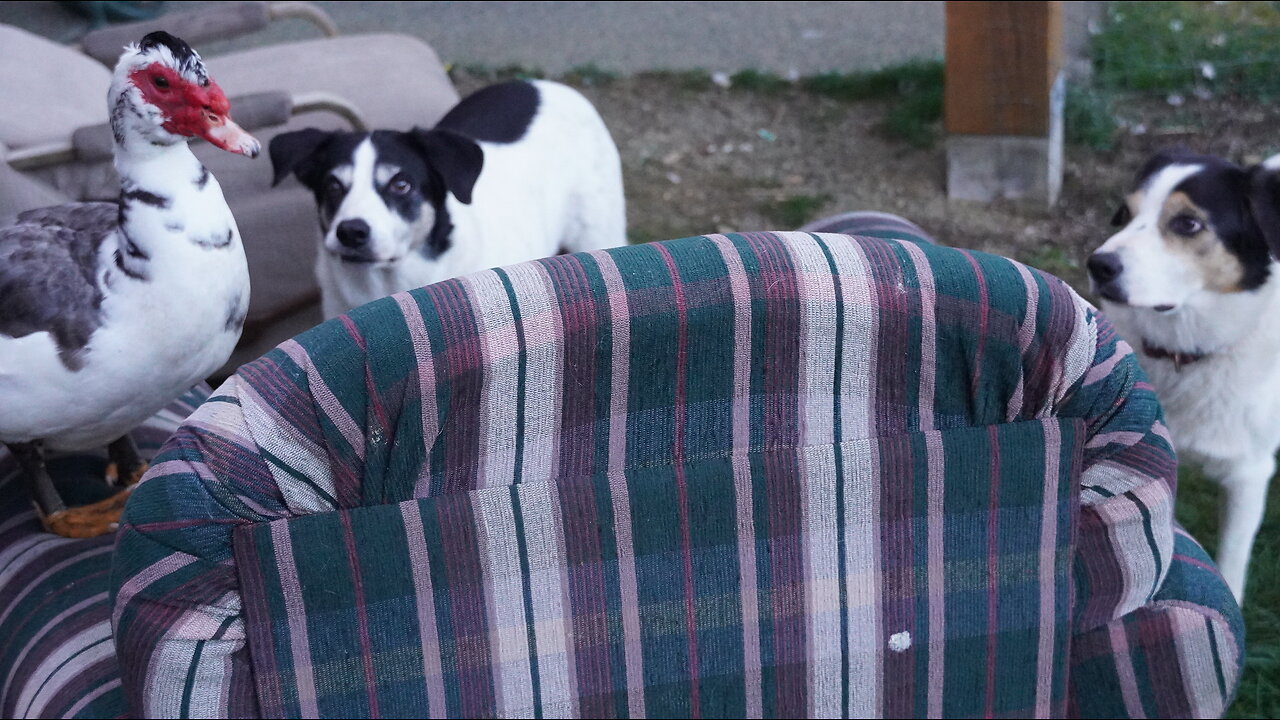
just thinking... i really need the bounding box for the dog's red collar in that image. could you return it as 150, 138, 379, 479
1141, 340, 1207, 371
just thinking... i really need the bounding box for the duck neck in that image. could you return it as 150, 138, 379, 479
110, 130, 224, 282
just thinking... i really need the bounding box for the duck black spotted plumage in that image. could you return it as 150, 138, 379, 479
0, 32, 259, 537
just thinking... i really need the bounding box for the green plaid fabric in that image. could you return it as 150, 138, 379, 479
111, 227, 1242, 717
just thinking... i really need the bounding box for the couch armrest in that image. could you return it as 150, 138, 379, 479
79, 1, 338, 66
1069, 526, 1244, 718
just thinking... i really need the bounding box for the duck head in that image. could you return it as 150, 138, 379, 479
109, 31, 260, 158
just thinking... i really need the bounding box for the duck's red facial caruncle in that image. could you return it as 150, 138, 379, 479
128, 63, 260, 158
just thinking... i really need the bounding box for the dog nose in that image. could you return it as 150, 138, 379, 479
336, 219, 371, 248
1087, 252, 1124, 284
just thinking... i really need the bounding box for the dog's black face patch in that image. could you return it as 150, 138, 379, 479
1164, 157, 1273, 291
437, 80, 540, 144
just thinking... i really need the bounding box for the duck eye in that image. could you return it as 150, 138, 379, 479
389, 175, 412, 195
153, 75, 169, 89
1170, 215, 1204, 236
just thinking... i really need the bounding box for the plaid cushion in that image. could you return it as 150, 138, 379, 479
112, 230, 1224, 717
1069, 526, 1244, 718
0, 386, 206, 719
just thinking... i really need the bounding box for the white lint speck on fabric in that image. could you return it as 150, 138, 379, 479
888, 631, 911, 652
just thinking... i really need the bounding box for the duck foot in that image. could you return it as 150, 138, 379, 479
105, 435, 147, 486
40, 488, 132, 538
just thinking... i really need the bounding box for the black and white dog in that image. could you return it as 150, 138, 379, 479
1088, 148, 1280, 603
270, 79, 626, 317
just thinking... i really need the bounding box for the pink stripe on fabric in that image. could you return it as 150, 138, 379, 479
1108, 621, 1147, 716
710, 235, 763, 717
400, 503, 448, 718
1086, 430, 1147, 449
268, 520, 320, 717
587, 249, 647, 718
899, 241, 938, 431
279, 339, 366, 460
1082, 346, 1126, 387
1152, 421, 1173, 445
1007, 263, 1041, 419
392, 293, 442, 498
900, 240, 945, 717
339, 512, 381, 718
111, 552, 196, 629
653, 242, 701, 718
924, 431, 946, 718
1035, 420, 1061, 716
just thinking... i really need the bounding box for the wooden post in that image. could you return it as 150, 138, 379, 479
945, 1, 1065, 206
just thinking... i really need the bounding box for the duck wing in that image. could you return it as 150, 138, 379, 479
0, 203, 117, 371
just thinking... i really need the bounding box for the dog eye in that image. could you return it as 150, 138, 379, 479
1169, 215, 1204, 236
325, 177, 344, 197
388, 176, 412, 196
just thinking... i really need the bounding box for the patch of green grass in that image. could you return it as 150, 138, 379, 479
564, 63, 618, 87
1065, 84, 1118, 150
730, 69, 791, 94
1022, 245, 1081, 280
1177, 462, 1280, 719
635, 69, 715, 92
762, 194, 831, 228
1093, 1, 1280, 98
801, 60, 943, 103
800, 60, 944, 148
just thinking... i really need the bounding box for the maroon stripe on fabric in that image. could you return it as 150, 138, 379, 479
878, 434, 915, 718
959, 251, 992, 405
232, 525, 286, 717
863, 236, 910, 435
1022, 275, 1079, 418
343, 315, 396, 504
543, 257, 615, 715
238, 357, 326, 453
653, 242, 701, 719
546, 256, 599, 481
425, 280, 484, 495
985, 424, 1001, 718
435, 493, 495, 716
1131, 610, 1192, 719
339, 511, 381, 718
743, 233, 807, 716
1075, 507, 1126, 630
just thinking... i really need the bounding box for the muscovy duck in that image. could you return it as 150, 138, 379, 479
0, 32, 259, 537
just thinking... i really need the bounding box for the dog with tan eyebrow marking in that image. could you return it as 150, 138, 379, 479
1087, 148, 1280, 604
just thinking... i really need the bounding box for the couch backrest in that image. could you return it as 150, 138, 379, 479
112, 231, 1165, 717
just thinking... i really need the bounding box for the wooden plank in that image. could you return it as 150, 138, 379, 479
945, 1, 1063, 137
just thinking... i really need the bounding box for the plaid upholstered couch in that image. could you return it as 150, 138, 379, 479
2, 226, 1244, 717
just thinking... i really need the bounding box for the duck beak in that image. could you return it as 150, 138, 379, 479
203, 115, 260, 158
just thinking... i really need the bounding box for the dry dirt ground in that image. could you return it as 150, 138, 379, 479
455, 69, 1279, 297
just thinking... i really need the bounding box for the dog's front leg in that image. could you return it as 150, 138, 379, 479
1212, 454, 1274, 604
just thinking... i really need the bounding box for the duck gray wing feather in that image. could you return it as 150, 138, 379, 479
0, 202, 117, 371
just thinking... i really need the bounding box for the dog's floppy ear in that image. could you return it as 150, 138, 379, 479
1247, 156, 1280, 259
1110, 202, 1132, 227
409, 128, 484, 204
268, 129, 333, 187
